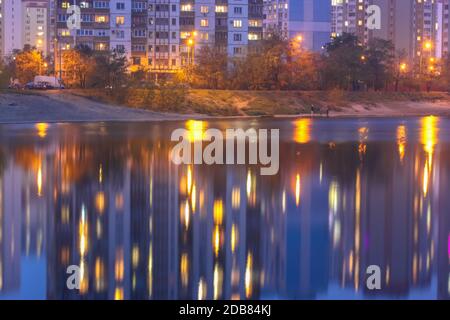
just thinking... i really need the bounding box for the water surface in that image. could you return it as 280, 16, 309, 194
0, 116, 449, 300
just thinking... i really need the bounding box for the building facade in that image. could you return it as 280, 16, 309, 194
0, 0, 51, 57
52, 0, 263, 73
263, 0, 331, 52
331, 0, 445, 67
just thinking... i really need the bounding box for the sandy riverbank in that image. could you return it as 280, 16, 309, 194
0, 91, 199, 123
0, 90, 449, 124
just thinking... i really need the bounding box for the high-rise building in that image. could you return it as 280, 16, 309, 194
0, 0, 50, 57
0, 0, 24, 57
23, 0, 49, 55
263, 0, 331, 52
331, 0, 440, 66
54, 0, 263, 74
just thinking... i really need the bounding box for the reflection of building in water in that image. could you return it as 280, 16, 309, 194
437, 147, 450, 300
0, 119, 449, 300
0, 165, 23, 294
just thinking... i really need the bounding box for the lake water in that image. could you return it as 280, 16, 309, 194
0, 116, 449, 300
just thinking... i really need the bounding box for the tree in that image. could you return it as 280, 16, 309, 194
322, 33, 365, 90
231, 37, 288, 90
90, 49, 128, 88
11, 46, 44, 84
62, 45, 93, 88
363, 38, 395, 90
191, 46, 228, 89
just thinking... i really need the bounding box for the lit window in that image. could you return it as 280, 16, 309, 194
200, 19, 208, 27
215, 5, 227, 13
181, 4, 192, 11
233, 20, 242, 28
95, 15, 108, 23
200, 6, 209, 13
116, 16, 125, 25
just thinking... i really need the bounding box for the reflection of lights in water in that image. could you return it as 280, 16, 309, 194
295, 174, 301, 206
282, 190, 286, 213
180, 200, 190, 230
213, 199, 223, 225
319, 162, 323, 183
231, 224, 238, 253
386, 266, 390, 286
96, 219, 102, 238
186, 120, 206, 142
132, 245, 140, 268
420, 117, 438, 198
423, 163, 429, 196
448, 234, 450, 259
333, 220, 341, 249
413, 254, 418, 283
448, 273, 450, 294
231, 187, 240, 209
420, 116, 438, 165
329, 181, 339, 214
115, 249, 124, 281
79, 205, 88, 256
213, 264, 223, 300
245, 253, 253, 298
114, 287, 124, 300
213, 226, 221, 257
293, 118, 311, 144
80, 260, 89, 294
187, 166, 193, 193
35, 122, 49, 138
37, 166, 42, 196
99, 164, 103, 184
181, 253, 189, 287
354, 170, 361, 291
198, 278, 206, 300
95, 192, 105, 214
148, 243, 153, 298
191, 184, 196, 212
396, 125, 407, 162
426, 204, 431, 234
95, 258, 105, 292
358, 127, 368, 158
246, 171, 251, 198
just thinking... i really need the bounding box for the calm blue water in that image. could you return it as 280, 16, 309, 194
0, 116, 449, 300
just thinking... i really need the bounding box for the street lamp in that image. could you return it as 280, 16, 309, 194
296, 35, 303, 42
400, 63, 407, 72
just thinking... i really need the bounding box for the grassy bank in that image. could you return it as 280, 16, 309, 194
58, 88, 450, 116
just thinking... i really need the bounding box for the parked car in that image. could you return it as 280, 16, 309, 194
24, 82, 36, 89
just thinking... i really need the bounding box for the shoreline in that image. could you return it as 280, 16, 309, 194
0, 90, 449, 124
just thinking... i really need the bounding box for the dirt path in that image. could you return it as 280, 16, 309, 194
1, 90, 449, 124
0, 90, 199, 123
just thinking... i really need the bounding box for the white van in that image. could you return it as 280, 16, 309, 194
33, 76, 64, 89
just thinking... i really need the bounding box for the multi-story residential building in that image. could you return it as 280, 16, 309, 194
23, 0, 49, 56
0, 0, 50, 57
263, 0, 331, 52
52, 1, 262, 74
331, 0, 440, 67
1, 0, 24, 57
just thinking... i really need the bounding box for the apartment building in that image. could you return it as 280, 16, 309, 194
52, 1, 263, 73
1, 0, 23, 57
331, 0, 440, 65
23, 0, 49, 55
0, 0, 50, 57
263, 0, 331, 52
